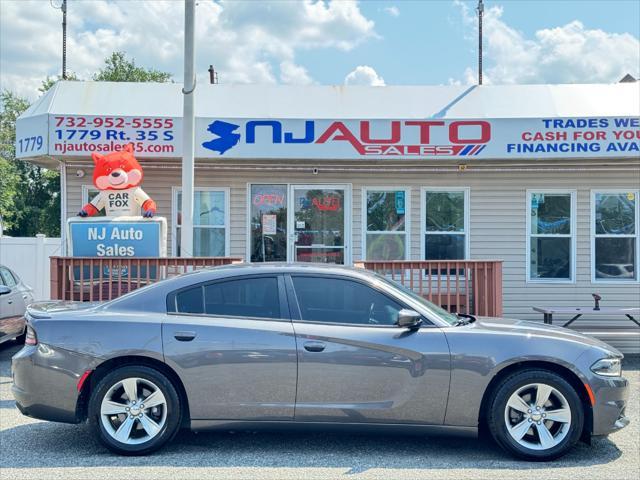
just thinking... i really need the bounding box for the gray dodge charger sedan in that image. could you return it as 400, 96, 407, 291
12, 264, 629, 460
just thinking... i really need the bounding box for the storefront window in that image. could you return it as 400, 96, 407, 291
528, 192, 575, 281
423, 189, 468, 260
174, 189, 228, 257
250, 184, 287, 262
593, 191, 638, 281
364, 189, 408, 261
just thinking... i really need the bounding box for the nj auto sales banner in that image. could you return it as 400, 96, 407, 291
16, 114, 640, 160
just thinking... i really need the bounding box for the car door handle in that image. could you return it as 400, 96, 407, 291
303, 341, 326, 352
174, 331, 197, 342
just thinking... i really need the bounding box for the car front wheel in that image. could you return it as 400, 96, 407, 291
487, 369, 584, 461
88, 365, 181, 455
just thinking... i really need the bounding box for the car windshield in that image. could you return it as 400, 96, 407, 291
373, 273, 460, 325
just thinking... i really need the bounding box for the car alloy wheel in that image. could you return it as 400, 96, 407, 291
89, 365, 181, 455
100, 377, 168, 445
504, 382, 572, 451
487, 369, 583, 461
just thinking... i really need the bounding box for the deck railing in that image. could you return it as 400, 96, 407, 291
355, 260, 503, 317
50, 256, 243, 301
50, 257, 502, 314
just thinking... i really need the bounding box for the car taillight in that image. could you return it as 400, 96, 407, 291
25, 325, 37, 346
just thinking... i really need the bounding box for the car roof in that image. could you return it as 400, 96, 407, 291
192, 262, 378, 279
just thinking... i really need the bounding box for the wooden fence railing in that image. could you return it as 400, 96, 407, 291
355, 260, 503, 317
50, 256, 243, 301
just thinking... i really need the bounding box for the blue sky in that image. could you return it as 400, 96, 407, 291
307, 0, 640, 85
1, 0, 639, 99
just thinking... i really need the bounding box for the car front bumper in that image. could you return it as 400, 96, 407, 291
590, 375, 630, 436
11, 343, 98, 424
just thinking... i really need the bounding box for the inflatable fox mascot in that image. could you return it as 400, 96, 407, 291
79, 144, 156, 218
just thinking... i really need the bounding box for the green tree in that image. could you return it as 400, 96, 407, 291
0, 90, 60, 236
0, 158, 19, 233
39, 72, 78, 94
93, 51, 172, 82
0, 91, 30, 234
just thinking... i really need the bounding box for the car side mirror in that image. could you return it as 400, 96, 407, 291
396, 309, 422, 329
0, 285, 11, 296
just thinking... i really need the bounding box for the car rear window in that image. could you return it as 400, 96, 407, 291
168, 276, 281, 319
174, 286, 204, 314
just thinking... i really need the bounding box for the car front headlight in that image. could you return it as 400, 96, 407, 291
590, 357, 622, 377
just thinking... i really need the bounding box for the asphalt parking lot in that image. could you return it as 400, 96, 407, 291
0, 343, 638, 480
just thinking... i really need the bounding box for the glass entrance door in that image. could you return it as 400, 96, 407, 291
249, 184, 288, 262
290, 185, 348, 264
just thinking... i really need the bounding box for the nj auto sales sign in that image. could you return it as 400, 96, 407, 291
194, 117, 640, 160
17, 114, 640, 160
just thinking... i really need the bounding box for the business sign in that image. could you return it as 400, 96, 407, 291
16, 115, 181, 158
68, 217, 167, 257
17, 113, 640, 160
195, 117, 640, 160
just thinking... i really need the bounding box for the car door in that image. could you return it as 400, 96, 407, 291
162, 274, 298, 420
287, 274, 451, 425
0, 267, 26, 339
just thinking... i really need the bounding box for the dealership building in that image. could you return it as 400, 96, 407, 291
16, 81, 640, 351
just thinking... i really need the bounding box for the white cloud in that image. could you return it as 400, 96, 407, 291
279, 61, 314, 85
383, 6, 400, 18
453, 0, 640, 84
0, 0, 376, 99
448, 67, 477, 86
344, 65, 385, 86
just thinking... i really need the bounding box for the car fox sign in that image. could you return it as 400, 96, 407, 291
79, 144, 157, 218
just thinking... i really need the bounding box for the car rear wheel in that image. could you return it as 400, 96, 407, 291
487, 369, 584, 461
88, 365, 181, 455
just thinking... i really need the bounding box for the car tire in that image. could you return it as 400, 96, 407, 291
487, 369, 584, 461
88, 365, 181, 455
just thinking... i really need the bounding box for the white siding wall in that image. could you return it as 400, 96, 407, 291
66, 162, 640, 352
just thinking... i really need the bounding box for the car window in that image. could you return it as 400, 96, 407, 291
175, 286, 204, 314
204, 277, 280, 319
169, 276, 281, 319
0, 268, 17, 288
292, 276, 403, 326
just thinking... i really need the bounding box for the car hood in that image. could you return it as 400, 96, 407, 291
27, 300, 102, 319
469, 316, 623, 356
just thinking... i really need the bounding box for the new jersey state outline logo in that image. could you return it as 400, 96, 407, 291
202, 120, 241, 155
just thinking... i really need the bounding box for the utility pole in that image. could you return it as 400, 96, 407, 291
62, 0, 67, 79
208, 65, 218, 84
477, 0, 484, 85
50, 0, 68, 79
180, 0, 196, 257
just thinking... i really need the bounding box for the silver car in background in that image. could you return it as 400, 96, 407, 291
12, 264, 629, 460
0, 265, 34, 345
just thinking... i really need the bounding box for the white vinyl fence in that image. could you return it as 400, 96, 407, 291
0, 235, 62, 300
